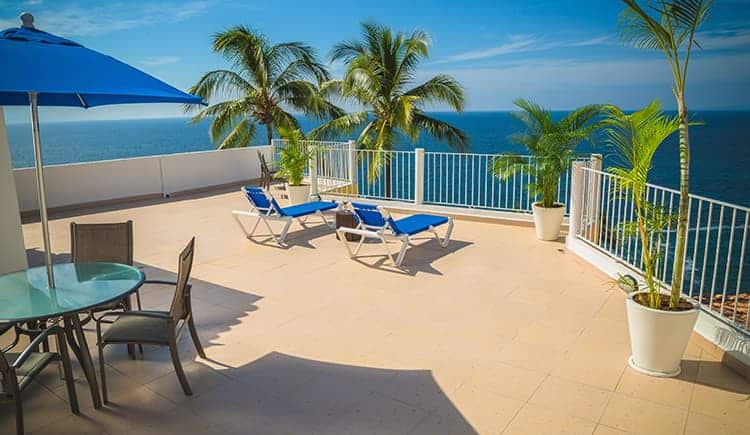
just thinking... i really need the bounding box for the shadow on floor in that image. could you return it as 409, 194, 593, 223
180, 351, 478, 434
346, 237, 473, 276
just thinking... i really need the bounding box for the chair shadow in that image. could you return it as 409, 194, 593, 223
242, 217, 338, 250
346, 237, 473, 276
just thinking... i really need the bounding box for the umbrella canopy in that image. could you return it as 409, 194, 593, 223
0, 23, 202, 107
0, 14, 204, 288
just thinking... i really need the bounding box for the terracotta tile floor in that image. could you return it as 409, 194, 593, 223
3, 186, 749, 434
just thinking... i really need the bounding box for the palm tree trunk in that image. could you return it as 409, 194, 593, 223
670, 93, 691, 308
265, 122, 273, 147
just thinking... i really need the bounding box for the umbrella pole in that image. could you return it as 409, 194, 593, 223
29, 92, 55, 288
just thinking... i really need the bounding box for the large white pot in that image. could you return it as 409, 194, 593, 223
532, 202, 565, 241
286, 184, 310, 205
626, 293, 699, 377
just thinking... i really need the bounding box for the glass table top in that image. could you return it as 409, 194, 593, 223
0, 262, 144, 323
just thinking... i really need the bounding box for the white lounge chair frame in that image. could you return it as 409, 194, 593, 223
232, 190, 337, 244
336, 206, 454, 266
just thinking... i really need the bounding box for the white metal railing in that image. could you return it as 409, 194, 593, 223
423, 152, 594, 214
575, 167, 750, 334
276, 139, 601, 215
355, 149, 416, 202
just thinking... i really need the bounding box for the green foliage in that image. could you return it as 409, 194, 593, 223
309, 22, 468, 182
490, 99, 604, 208
619, 0, 712, 308
275, 127, 315, 186
603, 100, 681, 309
185, 26, 343, 149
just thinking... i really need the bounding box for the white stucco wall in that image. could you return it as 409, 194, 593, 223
0, 107, 28, 274
12, 145, 271, 212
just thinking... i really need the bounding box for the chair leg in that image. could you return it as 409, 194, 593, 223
134, 291, 144, 354
14, 393, 23, 435
187, 316, 206, 359
168, 340, 192, 396
95, 322, 109, 405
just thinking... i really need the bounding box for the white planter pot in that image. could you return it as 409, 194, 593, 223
625, 293, 699, 377
532, 203, 565, 241
286, 184, 310, 205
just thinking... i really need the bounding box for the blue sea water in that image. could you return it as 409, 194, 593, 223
6, 111, 750, 206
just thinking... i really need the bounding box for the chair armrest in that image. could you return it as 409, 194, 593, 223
11, 324, 59, 369
96, 311, 171, 323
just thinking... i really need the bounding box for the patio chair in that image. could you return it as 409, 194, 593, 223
95, 237, 205, 402
70, 221, 143, 317
1, 323, 78, 435
258, 151, 278, 189
336, 202, 454, 266
232, 186, 339, 244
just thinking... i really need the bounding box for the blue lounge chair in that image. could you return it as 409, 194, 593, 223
337, 202, 454, 266
232, 186, 339, 244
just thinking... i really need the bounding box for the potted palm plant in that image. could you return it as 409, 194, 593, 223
604, 100, 699, 377
492, 99, 603, 240
275, 128, 316, 205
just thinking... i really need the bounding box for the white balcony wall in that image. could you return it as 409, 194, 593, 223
13, 146, 271, 212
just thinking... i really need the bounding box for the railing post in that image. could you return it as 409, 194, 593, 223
590, 154, 603, 241
347, 140, 357, 195
567, 160, 585, 246
414, 148, 424, 205
309, 144, 319, 197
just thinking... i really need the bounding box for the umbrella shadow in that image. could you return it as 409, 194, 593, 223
188, 351, 477, 434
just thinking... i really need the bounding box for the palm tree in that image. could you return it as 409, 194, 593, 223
310, 22, 468, 195
186, 26, 343, 149
603, 100, 681, 309
491, 99, 604, 209
619, 0, 711, 308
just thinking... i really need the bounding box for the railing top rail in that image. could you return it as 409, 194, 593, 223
581, 166, 750, 212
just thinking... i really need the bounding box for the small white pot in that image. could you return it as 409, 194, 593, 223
285, 183, 310, 205
625, 293, 699, 377
532, 203, 565, 241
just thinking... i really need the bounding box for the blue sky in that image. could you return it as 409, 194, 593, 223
2, 0, 750, 123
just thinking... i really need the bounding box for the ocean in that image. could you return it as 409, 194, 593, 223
6, 111, 750, 207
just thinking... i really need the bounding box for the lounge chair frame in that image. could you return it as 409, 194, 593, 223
232, 187, 338, 244
337, 204, 453, 266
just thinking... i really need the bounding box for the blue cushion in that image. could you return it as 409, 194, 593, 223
279, 201, 337, 218
352, 207, 387, 227
245, 188, 272, 211
350, 202, 378, 210
390, 214, 449, 236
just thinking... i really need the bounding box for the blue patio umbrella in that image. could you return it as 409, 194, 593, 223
0, 14, 204, 287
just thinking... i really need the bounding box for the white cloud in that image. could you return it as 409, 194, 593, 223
696, 29, 750, 50
439, 34, 611, 63
419, 53, 750, 110
0, 1, 211, 36
140, 56, 181, 67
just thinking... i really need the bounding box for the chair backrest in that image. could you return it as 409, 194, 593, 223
70, 221, 134, 265
243, 186, 272, 213
258, 151, 269, 174
351, 203, 388, 229
169, 237, 196, 321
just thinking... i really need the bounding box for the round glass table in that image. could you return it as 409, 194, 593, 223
0, 262, 145, 409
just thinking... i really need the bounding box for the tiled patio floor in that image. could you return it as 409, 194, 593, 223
2, 186, 749, 434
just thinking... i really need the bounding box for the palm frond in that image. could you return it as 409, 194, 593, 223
308, 111, 369, 140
